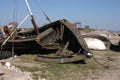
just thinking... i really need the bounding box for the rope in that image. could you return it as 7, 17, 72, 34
35, 0, 52, 23
13, 0, 17, 22
91, 52, 110, 68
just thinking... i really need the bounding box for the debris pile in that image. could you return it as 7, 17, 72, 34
84, 30, 117, 37
0, 61, 33, 80
83, 30, 120, 44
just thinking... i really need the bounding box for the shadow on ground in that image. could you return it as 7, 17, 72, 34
110, 41, 120, 52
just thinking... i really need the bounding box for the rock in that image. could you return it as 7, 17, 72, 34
0, 60, 33, 80
5, 62, 11, 69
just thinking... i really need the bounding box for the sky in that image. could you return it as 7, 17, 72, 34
0, 0, 120, 31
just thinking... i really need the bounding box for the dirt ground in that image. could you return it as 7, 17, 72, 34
0, 49, 119, 80
0, 33, 120, 80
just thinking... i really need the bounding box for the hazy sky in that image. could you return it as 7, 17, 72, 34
0, 0, 120, 31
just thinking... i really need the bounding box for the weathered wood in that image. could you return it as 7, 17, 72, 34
0, 19, 92, 62
36, 54, 86, 63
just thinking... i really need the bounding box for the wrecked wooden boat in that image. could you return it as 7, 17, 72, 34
0, 19, 92, 63
0, 0, 92, 63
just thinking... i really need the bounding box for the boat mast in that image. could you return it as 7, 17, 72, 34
25, 0, 39, 35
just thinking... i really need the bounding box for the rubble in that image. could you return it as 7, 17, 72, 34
83, 29, 120, 44
0, 60, 33, 80
84, 30, 118, 37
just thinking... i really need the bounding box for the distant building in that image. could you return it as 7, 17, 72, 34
72, 22, 81, 28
